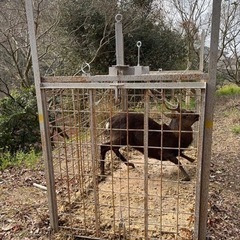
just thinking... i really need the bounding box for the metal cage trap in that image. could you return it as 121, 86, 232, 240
26, 0, 222, 239
41, 74, 207, 239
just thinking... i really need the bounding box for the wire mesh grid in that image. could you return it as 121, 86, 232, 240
44, 84, 205, 239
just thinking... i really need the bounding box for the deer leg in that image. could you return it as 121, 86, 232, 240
56, 126, 69, 139
100, 143, 135, 175
100, 143, 111, 175
180, 152, 195, 163
178, 165, 191, 181
112, 147, 135, 169
167, 155, 191, 181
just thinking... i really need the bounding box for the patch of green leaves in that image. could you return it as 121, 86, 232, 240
0, 149, 40, 171
216, 84, 240, 96
0, 86, 41, 153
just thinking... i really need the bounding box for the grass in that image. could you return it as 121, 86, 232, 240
222, 107, 240, 134
216, 84, 240, 96
0, 149, 40, 171
232, 125, 240, 134
218, 88, 240, 134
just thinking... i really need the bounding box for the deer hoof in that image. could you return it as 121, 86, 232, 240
182, 176, 190, 181
128, 162, 135, 168
98, 175, 106, 183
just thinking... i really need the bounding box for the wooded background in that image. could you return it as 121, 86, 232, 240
0, 0, 239, 156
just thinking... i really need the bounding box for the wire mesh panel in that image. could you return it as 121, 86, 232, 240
42, 77, 206, 239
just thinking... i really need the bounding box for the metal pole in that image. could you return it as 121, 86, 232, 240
25, 0, 59, 231
89, 90, 100, 236
197, 0, 222, 239
199, 30, 205, 72
194, 89, 206, 238
144, 90, 149, 239
115, 14, 124, 66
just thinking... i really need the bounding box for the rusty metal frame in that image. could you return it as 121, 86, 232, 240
25, 0, 59, 231
195, 1, 222, 239
25, 0, 221, 238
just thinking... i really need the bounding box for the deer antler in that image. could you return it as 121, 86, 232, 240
147, 89, 164, 102
148, 89, 181, 113
163, 98, 180, 112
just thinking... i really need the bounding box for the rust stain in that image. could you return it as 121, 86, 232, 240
38, 114, 44, 123
205, 120, 213, 129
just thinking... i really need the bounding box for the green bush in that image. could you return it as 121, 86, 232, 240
216, 84, 240, 96
0, 149, 40, 170
0, 86, 41, 154
59, 1, 188, 74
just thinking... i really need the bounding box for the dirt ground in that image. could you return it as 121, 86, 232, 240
206, 96, 240, 239
55, 151, 197, 239
0, 95, 239, 240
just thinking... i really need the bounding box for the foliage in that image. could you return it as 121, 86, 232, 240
216, 72, 227, 87
0, 149, 40, 171
0, 86, 41, 154
216, 84, 240, 96
218, 1, 240, 85
170, 0, 211, 70
124, 23, 187, 71
58, 0, 187, 74
0, 0, 61, 97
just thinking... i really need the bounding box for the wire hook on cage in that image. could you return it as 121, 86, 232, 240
80, 62, 91, 76
136, 41, 142, 66
109, 82, 124, 104
115, 13, 123, 23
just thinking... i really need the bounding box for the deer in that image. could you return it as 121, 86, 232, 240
100, 101, 199, 181
164, 103, 199, 164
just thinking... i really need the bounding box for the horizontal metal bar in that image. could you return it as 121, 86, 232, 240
41, 81, 206, 89
42, 71, 208, 83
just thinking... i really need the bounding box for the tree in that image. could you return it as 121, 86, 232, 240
0, 0, 61, 93
0, 0, 60, 154
218, 1, 240, 85
169, 0, 211, 70
57, 0, 187, 74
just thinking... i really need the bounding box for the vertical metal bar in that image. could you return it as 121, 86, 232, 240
137, 41, 142, 66
115, 14, 124, 66
159, 95, 164, 236
109, 91, 116, 235
121, 88, 128, 111
73, 89, 86, 228
89, 89, 100, 236
197, 1, 222, 239
194, 89, 206, 238
25, 0, 58, 231
144, 90, 149, 239
199, 30, 205, 72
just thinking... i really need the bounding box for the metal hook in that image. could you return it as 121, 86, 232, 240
137, 41, 142, 48
115, 14, 122, 23
137, 41, 142, 66
81, 62, 91, 75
